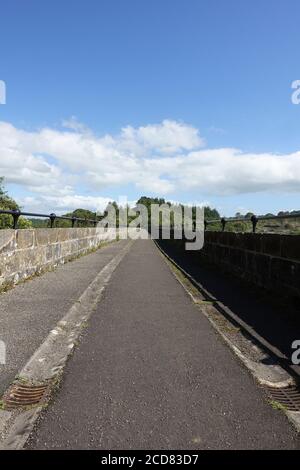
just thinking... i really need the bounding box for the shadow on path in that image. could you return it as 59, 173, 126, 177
158, 239, 300, 376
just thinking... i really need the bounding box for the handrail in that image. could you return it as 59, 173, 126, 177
0, 209, 99, 229
1, 208, 300, 232
205, 212, 300, 233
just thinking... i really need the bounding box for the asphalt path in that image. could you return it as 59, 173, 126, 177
26, 240, 300, 449
0, 240, 129, 394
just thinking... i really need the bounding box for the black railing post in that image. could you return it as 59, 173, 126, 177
204, 220, 208, 231
12, 209, 21, 229
221, 217, 226, 232
251, 215, 258, 233
71, 217, 76, 228
49, 213, 56, 228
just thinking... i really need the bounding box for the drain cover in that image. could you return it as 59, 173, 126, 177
265, 385, 300, 412
2, 383, 49, 410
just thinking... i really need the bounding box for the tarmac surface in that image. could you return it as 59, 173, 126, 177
25, 240, 300, 449
158, 239, 300, 376
0, 240, 129, 395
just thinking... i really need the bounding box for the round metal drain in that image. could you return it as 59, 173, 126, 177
2, 383, 49, 409
265, 385, 300, 412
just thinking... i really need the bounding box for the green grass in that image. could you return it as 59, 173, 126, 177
269, 400, 287, 411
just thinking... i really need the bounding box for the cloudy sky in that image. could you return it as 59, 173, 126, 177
1, 0, 300, 216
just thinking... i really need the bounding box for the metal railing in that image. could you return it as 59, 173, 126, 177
205, 213, 300, 233
1, 208, 300, 233
0, 209, 99, 229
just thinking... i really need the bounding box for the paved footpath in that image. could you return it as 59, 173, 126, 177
26, 240, 299, 449
0, 240, 130, 395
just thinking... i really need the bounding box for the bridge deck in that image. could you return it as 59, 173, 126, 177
25, 240, 299, 449
0, 239, 130, 395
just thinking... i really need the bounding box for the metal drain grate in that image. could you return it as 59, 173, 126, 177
2, 383, 49, 409
265, 385, 300, 412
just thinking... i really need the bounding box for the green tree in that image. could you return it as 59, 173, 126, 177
204, 206, 220, 220
52, 208, 98, 228
0, 177, 32, 229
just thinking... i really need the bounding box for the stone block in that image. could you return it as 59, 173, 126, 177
35, 229, 50, 246
261, 234, 281, 257
281, 235, 300, 261
16, 229, 34, 249
0, 229, 15, 252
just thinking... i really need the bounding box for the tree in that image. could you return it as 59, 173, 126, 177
0, 177, 32, 229
204, 206, 220, 220
62, 208, 97, 227
278, 211, 289, 216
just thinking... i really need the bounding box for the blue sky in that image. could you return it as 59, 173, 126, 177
0, 0, 300, 215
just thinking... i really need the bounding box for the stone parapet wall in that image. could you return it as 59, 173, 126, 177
170, 232, 300, 306
0, 228, 119, 287
200, 232, 300, 303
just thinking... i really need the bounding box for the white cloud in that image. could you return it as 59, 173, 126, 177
21, 194, 112, 215
119, 119, 205, 155
0, 119, 300, 213
61, 116, 91, 134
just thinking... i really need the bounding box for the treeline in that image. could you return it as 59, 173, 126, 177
29, 208, 98, 228
235, 210, 300, 218
136, 196, 220, 221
